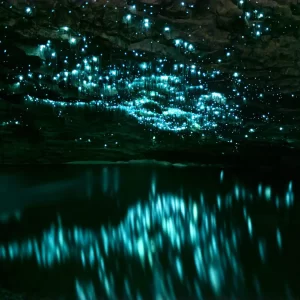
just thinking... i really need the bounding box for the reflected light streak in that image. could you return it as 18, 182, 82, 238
0, 178, 295, 299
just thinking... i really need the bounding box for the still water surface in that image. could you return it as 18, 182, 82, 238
0, 164, 299, 299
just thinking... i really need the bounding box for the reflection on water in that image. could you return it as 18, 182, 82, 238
0, 166, 298, 299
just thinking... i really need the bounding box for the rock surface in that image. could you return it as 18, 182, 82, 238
0, 0, 299, 94
0, 0, 299, 164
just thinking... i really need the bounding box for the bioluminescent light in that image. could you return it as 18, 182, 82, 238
1, 0, 286, 144
70, 37, 76, 44
143, 19, 150, 28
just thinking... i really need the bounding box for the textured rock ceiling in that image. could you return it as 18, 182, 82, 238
1, 0, 300, 95
0, 0, 299, 164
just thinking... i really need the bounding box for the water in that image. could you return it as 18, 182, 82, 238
0, 164, 299, 299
